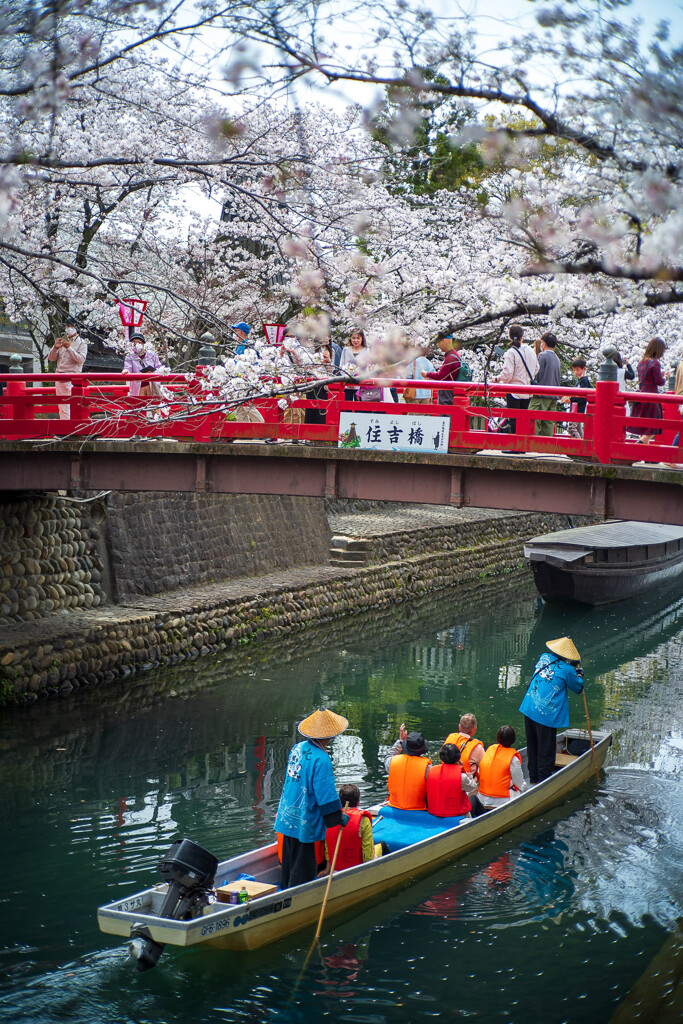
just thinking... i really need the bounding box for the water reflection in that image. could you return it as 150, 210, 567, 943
0, 570, 682, 1024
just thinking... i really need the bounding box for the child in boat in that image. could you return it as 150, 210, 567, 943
321, 784, 376, 874
426, 743, 478, 818
474, 726, 528, 815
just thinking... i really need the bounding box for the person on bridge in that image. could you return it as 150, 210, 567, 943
421, 335, 461, 405
123, 333, 162, 398
48, 325, 88, 420
492, 324, 539, 434
630, 337, 667, 443
529, 332, 562, 436
274, 707, 346, 888
444, 713, 485, 779
475, 725, 528, 813
230, 322, 251, 355
384, 727, 430, 810
519, 637, 584, 786
340, 329, 368, 401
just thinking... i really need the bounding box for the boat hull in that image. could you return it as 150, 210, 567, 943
98, 730, 611, 953
531, 557, 683, 605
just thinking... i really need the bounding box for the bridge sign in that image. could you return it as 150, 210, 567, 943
338, 412, 450, 453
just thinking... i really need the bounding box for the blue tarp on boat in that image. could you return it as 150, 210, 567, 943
373, 806, 466, 852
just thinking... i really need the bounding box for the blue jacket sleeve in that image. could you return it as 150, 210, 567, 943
559, 661, 584, 694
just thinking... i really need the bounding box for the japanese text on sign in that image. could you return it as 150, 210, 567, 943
338, 413, 450, 453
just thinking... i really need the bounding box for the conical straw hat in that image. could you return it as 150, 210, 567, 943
546, 636, 581, 661
298, 707, 349, 739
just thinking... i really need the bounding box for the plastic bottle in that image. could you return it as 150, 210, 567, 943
229, 888, 239, 905
238, 886, 249, 904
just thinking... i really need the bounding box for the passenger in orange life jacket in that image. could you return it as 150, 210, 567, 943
426, 743, 478, 819
320, 784, 377, 875
385, 727, 430, 810
444, 713, 485, 779
473, 725, 528, 816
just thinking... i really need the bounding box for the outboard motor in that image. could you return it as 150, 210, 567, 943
129, 838, 218, 972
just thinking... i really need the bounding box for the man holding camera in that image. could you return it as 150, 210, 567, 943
519, 637, 585, 785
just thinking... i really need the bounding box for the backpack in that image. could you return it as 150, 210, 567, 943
456, 360, 472, 382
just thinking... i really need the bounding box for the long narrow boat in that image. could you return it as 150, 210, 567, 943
524, 520, 683, 605
97, 728, 611, 966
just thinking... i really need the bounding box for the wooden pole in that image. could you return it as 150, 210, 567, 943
582, 688, 600, 785
314, 801, 349, 941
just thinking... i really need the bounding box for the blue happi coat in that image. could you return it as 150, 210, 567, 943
274, 740, 341, 843
519, 653, 584, 729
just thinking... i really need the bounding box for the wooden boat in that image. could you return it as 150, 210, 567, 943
524, 520, 683, 605
97, 728, 611, 966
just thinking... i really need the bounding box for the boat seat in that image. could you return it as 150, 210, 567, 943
372, 806, 467, 852
555, 752, 578, 767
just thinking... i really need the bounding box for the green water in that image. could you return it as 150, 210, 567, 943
1, 571, 681, 1023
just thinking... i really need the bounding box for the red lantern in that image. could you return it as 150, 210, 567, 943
118, 298, 147, 328
262, 322, 286, 346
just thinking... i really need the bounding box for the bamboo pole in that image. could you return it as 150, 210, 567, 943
582, 688, 600, 785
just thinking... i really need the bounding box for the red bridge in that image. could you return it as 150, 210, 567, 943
1, 372, 682, 526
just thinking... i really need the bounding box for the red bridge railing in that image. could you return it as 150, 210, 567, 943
0, 372, 681, 467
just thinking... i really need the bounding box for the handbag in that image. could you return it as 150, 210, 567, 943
403, 387, 416, 401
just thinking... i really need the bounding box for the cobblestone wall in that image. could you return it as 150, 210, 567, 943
0, 509, 570, 704
0, 492, 332, 622
0, 495, 106, 624
104, 493, 331, 601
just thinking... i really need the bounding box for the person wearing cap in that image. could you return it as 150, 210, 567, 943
274, 707, 346, 889
230, 322, 251, 355
48, 325, 88, 419
444, 713, 485, 779
123, 332, 162, 397
384, 724, 431, 811
519, 637, 585, 786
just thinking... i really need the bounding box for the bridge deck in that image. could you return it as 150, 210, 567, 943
1, 440, 681, 526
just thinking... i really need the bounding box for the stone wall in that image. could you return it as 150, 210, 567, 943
0, 509, 570, 704
0, 491, 332, 622
0, 495, 106, 624
104, 493, 331, 602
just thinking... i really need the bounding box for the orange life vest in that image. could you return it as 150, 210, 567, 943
425, 763, 471, 817
444, 732, 483, 773
388, 754, 429, 810
326, 806, 373, 871
478, 744, 522, 800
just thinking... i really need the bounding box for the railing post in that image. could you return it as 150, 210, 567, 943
70, 379, 87, 425
592, 348, 620, 464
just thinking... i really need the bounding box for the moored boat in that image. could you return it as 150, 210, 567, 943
524, 521, 683, 605
97, 728, 611, 969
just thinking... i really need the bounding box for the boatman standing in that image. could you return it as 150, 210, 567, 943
274, 707, 346, 889
519, 636, 585, 786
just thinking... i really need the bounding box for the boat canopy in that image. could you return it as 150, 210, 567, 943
525, 521, 683, 551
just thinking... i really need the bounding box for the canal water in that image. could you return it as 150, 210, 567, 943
1, 571, 681, 1023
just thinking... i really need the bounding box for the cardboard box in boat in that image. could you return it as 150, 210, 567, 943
216, 880, 277, 903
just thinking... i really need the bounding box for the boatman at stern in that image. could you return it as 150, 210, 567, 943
519, 636, 584, 785
274, 707, 346, 889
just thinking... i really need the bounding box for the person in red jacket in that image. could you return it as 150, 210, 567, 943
426, 743, 478, 818
321, 784, 376, 874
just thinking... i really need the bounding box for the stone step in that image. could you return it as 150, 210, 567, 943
329, 535, 370, 552
328, 548, 367, 563
328, 557, 365, 567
